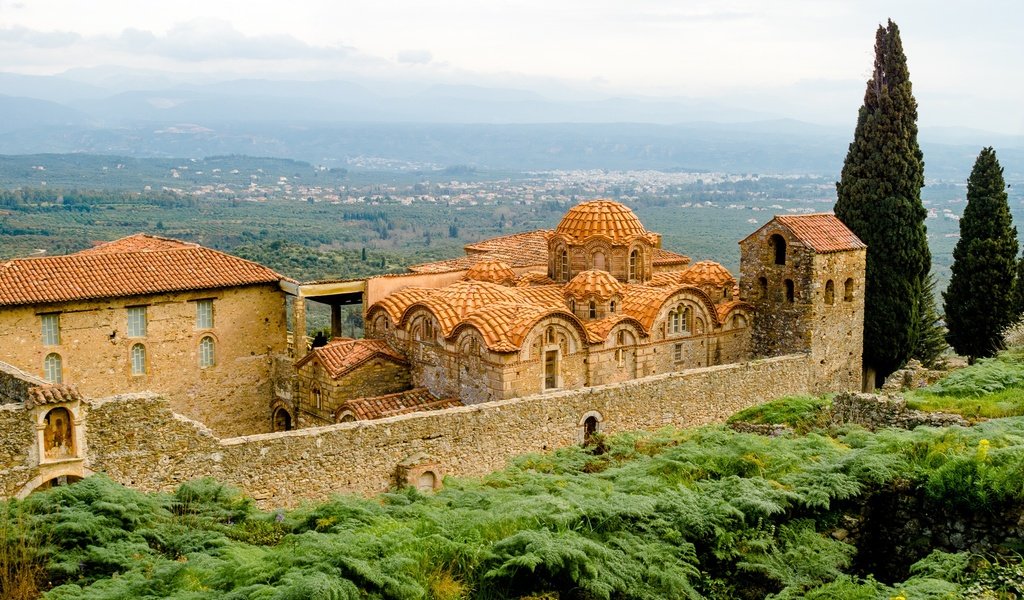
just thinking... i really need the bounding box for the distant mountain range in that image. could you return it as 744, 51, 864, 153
1, 70, 1021, 179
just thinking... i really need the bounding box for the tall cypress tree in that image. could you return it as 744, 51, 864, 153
943, 147, 1017, 361
835, 20, 929, 386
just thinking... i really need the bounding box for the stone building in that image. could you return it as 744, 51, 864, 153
0, 234, 291, 436
353, 200, 756, 406
739, 214, 867, 391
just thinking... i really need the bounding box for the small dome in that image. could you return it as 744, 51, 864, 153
434, 280, 522, 316
554, 200, 648, 243
679, 261, 736, 287
465, 259, 516, 286
564, 269, 624, 300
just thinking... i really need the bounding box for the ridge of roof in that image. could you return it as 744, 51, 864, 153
294, 338, 407, 379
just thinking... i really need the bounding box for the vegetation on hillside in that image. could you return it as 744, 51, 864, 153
834, 20, 931, 385
6, 349, 1024, 599
944, 147, 1019, 361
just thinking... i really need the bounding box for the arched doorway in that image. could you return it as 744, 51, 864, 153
416, 470, 437, 492
34, 474, 83, 493
272, 407, 292, 432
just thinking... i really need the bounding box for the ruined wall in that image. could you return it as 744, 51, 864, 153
0, 284, 288, 437
69, 354, 814, 507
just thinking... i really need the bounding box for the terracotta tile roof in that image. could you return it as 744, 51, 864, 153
564, 269, 624, 300
464, 259, 516, 286
716, 300, 754, 322
0, 234, 285, 307
551, 200, 658, 244
515, 271, 556, 287
743, 214, 867, 254
619, 284, 721, 331
370, 287, 438, 322
455, 302, 582, 352
24, 384, 83, 409
338, 387, 462, 421
649, 271, 687, 287
294, 338, 407, 379
79, 233, 194, 254
584, 314, 647, 342
679, 261, 736, 287
410, 230, 551, 274
653, 248, 691, 266
514, 285, 568, 308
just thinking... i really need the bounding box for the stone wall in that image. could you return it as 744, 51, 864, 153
829, 392, 968, 430
72, 354, 813, 507
0, 284, 289, 437
295, 357, 412, 425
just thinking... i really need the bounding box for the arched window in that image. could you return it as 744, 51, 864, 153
669, 310, 680, 333
312, 386, 322, 410
617, 330, 625, 345
682, 307, 692, 332
589, 301, 597, 319
570, 299, 576, 313
844, 278, 855, 302
758, 277, 768, 300
723, 285, 732, 300
546, 327, 555, 344
771, 234, 787, 265
43, 353, 62, 384
609, 300, 616, 314
273, 408, 292, 432
629, 250, 638, 280
130, 343, 146, 376
424, 319, 434, 342
592, 251, 606, 271
824, 280, 835, 305
198, 336, 215, 368
560, 250, 569, 281
785, 279, 795, 303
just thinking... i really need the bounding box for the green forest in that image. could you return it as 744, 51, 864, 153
4, 350, 1024, 599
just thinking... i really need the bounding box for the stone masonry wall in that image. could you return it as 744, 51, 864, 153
74, 354, 814, 508
0, 284, 288, 437
296, 358, 412, 425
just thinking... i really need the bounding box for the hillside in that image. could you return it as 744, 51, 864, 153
4, 351, 1024, 599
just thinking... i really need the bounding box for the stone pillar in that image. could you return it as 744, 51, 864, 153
331, 304, 342, 339
292, 296, 306, 357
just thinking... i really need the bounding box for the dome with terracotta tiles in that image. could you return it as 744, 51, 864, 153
432, 280, 523, 317
564, 269, 624, 300
679, 261, 736, 287
554, 200, 649, 243
465, 259, 516, 286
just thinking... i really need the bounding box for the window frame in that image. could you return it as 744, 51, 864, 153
43, 352, 63, 383
198, 336, 216, 368
41, 313, 61, 346
127, 306, 148, 338
130, 343, 147, 376
195, 299, 214, 330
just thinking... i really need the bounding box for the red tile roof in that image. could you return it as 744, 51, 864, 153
0, 234, 286, 306
653, 248, 691, 266
294, 338, 407, 379
552, 200, 656, 244
338, 387, 461, 421
25, 384, 83, 409
746, 214, 866, 254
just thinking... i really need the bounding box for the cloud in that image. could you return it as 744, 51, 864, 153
396, 49, 433, 65
105, 19, 357, 62
0, 25, 81, 48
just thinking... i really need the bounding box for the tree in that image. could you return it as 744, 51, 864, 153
911, 273, 947, 368
943, 147, 1017, 361
834, 20, 929, 386
1012, 256, 1024, 318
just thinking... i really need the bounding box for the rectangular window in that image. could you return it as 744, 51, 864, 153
127, 306, 147, 338
196, 299, 214, 329
41, 313, 60, 346
674, 343, 683, 362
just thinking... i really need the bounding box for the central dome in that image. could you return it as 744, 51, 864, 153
554, 200, 648, 243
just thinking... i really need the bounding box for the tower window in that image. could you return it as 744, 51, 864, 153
593, 251, 606, 271
770, 234, 787, 265
629, 250, 638, 280
785, 279, 795, 303
844, 278, 855, 302
609, 300, 616, 314
824, 280, 835, 305
758, 277, 768, 299
589, 301, 597, 319
560, 250, 568, 281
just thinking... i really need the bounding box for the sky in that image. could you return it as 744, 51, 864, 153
1, 0, 1022, 133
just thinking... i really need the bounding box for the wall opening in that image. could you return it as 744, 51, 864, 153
825, 279, 835, 305
758, 277, 768, 300
544, 350, 558, 390
785, 279, 795, 303
844, 278, 855, 302
43, 406, 75, 460
771, 234, 787, 265
416, 471, 437, 492
35, 474, 82, 493
272, 407, 292, 432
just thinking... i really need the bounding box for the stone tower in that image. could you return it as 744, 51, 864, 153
739, 214, 866, 392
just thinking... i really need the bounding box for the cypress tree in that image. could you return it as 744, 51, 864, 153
943, 147, 1017, 360
1012, 256, 1024, 318
912, 273, 948, 368
834, 20, 929, 386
